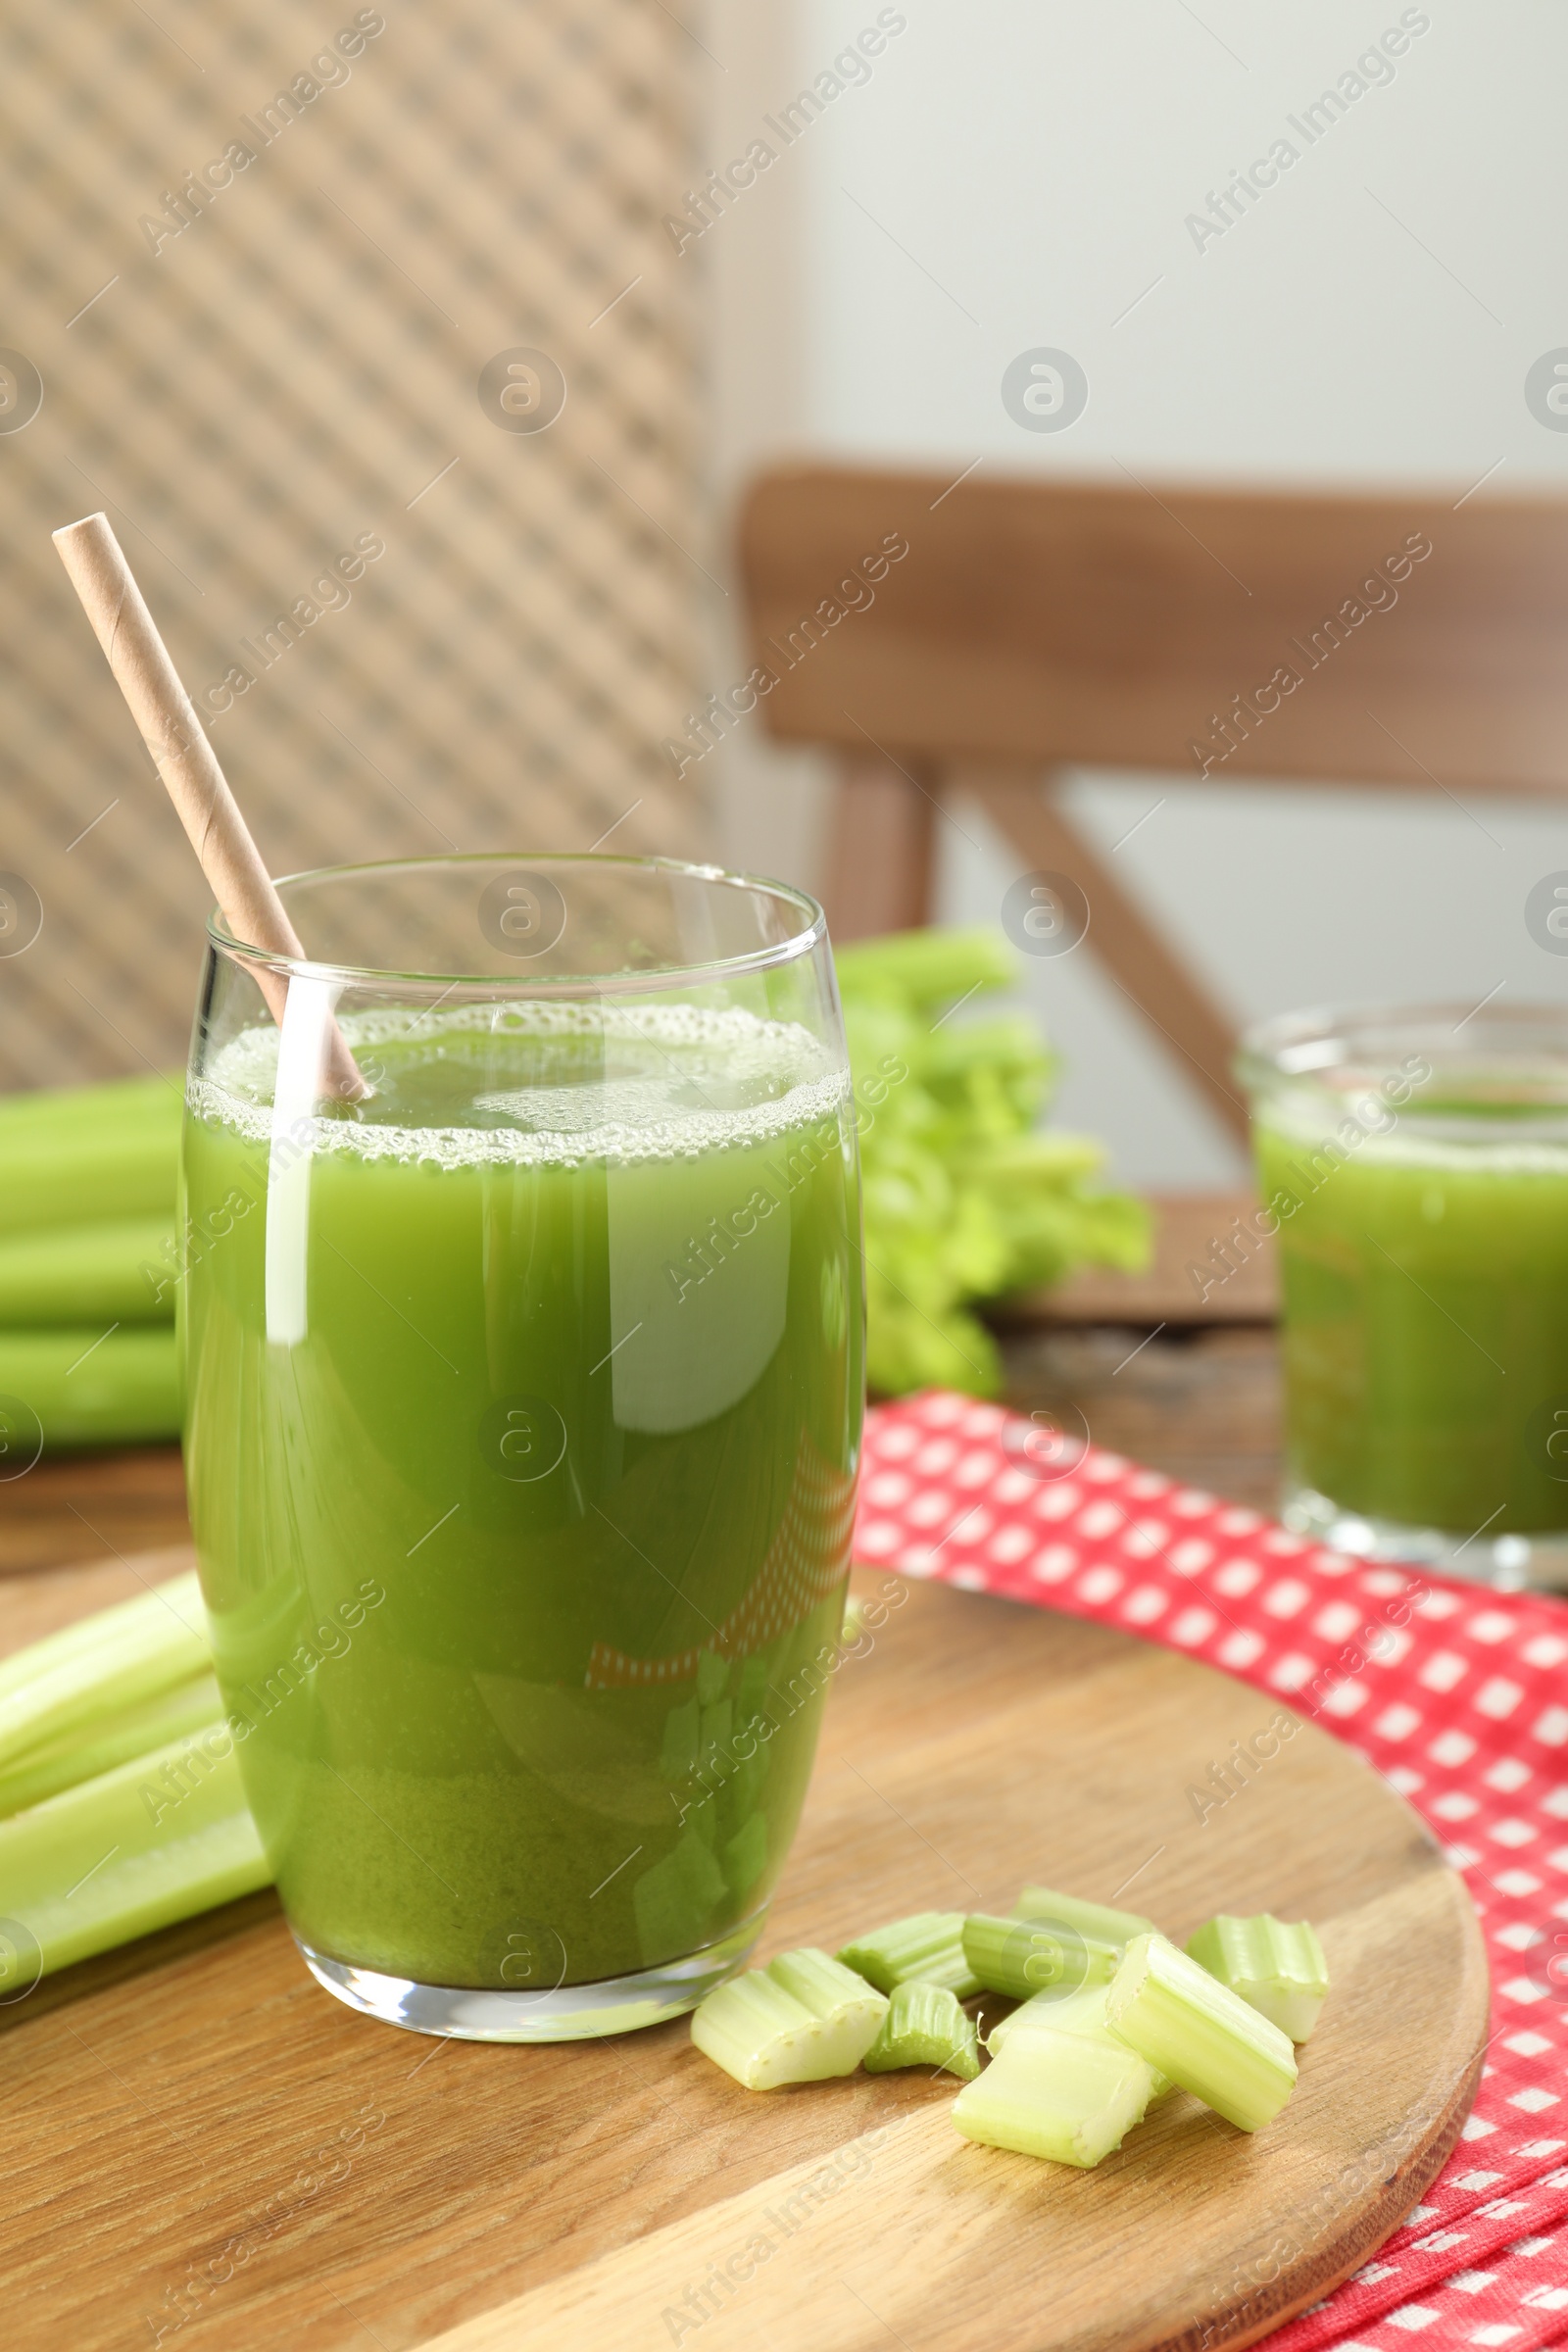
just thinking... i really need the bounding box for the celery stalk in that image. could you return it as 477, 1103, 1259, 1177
0, 1218, 176, 1327
962, 1910, 1118, 2001
0, 1327, 181, 1449
838, 1909, 982, 1998
1186, 1913, 1329, 2044
0, 1728, 269, 1984
0, 1570, 207, 1770
835, 927, 1017, 1008
863, 1980, 979, 2078
0, 1073, 179, 1139
0, 1570, 202, 1704
0, 1674, 221, 1818
0, 1092, 179, 1239
691, 1947, 887, 2087
953, 2027, 1158, 2168
1104, 1932, 1298, 2132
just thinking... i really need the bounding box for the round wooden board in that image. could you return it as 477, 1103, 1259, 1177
0, 1566, 1487, 2352
426, 1574, 1489, 2352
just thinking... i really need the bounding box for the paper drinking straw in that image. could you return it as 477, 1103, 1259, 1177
51, 512, 367, 1100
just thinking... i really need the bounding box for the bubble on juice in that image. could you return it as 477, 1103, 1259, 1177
190, 1000, 851, 1171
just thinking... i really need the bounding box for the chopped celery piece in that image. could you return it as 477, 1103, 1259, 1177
1186, 1913, 1329, 2044
1105, 1932, 1297, 2132
0, 1570, 207, 1771
953, 2026, 1157, 2168
1014, 1885, 1158, 1947
766, 1945, 888, 2031
863, 1980, 980, 2078
987, 1982, 1172, 2101
1010, 1886, 1157, 1989
962, 1910, 1117, 2001
0, 1673, 221, 1818
838, 1908, 982, 1998
0, 1727, 269, 1983
691, 1946, 887, 2089
987, 1980, 1113, 2053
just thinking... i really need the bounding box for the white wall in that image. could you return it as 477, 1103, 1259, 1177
699, 0, 1568, 1186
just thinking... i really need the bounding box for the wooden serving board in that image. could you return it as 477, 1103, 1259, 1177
0, 1552, 1486, 2352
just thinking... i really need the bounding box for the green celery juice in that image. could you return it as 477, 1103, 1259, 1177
182, 1004, 862, 1990
1257, 1118, 1568, 1537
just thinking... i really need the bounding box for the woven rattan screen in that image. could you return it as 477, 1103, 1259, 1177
0, 0, 705, 1085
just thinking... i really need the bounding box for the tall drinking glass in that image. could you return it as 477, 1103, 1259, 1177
181, 856, 863, 2038
1240, 1003, 1568, 1591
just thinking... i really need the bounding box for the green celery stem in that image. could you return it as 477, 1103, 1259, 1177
0, 1571, 208, 1769
0, 1327, 181, 1449
0, 1086, 179, 1239
863, 1980, 980, 2077
0, 1728, 269, 1984
0, 1217, 176, 1326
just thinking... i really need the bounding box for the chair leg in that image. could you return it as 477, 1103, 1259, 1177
820, 756, 936, 940
964, 770, 1250, 1146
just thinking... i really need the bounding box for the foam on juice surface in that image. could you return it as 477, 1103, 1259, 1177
189, 1001, 850, 1170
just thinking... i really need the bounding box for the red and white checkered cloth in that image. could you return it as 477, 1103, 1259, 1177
855, 1391, 1568, 2352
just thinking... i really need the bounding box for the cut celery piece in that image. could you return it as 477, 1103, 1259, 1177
1012, 1885, 1157, 1984
953, 2025, 1157, 2168
863, 1979, 980, 2078
766, 1945, 888, 2033
1105, 1932, 1297, 2132
838, 1909, 982, 1998
1014, 1885, 1158, 1947
987, 1981, 1172, 2101
0, 1727, 269, 1983
1186, 1912, 1329, 2044
988, 1980, 1114, 2053
0, 1571, 208, 1772
963, 1910, 1118, 2001
0, 1673, 221, 1818
691, 1946, 887, 2088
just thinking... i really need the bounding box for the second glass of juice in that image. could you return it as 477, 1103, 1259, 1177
1241, 1003, 1568, 1591
181, 855, 863, 2037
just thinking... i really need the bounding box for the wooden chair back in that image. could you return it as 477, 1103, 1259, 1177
736, 465, 1568, 1139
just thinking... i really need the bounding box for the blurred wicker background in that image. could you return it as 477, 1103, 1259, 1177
0, 0, 706, 1085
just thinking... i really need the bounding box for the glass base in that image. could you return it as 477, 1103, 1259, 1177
296, 1909, 765, 2042
1282, 1484, 1568, 1593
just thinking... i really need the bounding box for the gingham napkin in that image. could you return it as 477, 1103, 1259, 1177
855, 1391, 1568, 2350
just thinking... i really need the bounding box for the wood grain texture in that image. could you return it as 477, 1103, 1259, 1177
0, 1548, 1484, 2352
740, 465, 1568, 790
999, 1325, 1285, 1517
1004, 1193, 1279, 1327
0, 1445, 189, 1577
